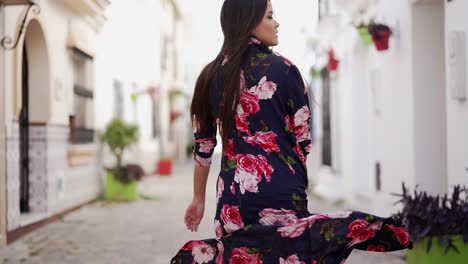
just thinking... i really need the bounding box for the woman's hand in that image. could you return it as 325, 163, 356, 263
184, 199, 205, 232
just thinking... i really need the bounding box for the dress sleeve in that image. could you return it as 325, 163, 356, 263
193, 118, 218, 167
285, 65, 312, 161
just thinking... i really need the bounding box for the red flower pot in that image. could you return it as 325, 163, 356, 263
369, 24, 392, 51
157, 160, 173, 175
327, 49, 339, 71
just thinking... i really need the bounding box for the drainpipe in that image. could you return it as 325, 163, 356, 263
0, 5, 7, 248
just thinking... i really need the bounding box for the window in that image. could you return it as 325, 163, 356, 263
70, 48, 94, 144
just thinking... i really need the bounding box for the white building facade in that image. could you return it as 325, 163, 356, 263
0, 0, 109, 245
310, 0, 468, 216
94, 0, 186, 174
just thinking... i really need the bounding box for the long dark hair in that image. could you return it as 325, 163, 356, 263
190, 0, 268, 147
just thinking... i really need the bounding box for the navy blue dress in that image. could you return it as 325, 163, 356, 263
171, 37, 411, 264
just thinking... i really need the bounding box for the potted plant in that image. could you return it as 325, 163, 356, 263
393, 183, 468, 263
157, 156, 173, 176
100, 118, 142, 202
368, 23, 393, 51
355, 22, 373, 46
327, 49, 339, 72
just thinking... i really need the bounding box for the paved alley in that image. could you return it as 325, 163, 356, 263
0, 154, 406, 264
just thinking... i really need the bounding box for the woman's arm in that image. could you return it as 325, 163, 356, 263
192, 164, 211, 203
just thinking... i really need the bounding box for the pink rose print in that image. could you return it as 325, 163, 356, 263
215, 220, 223, 239
230, 182, 236, 195
181, 241, 216, 264
293, 106, 311, 127
234, 169, 261, 194
277, 218, 308, 238
277, 214, 330, 238
195, 138, 216, 154
222, 55, 229, 66
243, 131, 280, 153
284, 115, 294, 132
216, 241, 224, 264
249, 76, 277, 100
283, 57, 293, 67
236, 154, 263, 176
257, 155, 274, 182
217, 177, 224, 202
192, 243, 216, 263
229, 247, 263, 264
238, 90, 260, 116
259, 208, 298, 225
367, 244, 386, 252
294, 124, 311, 143
347, 220, 382, 248
235, 113, 251, 135
220, 205, 244, 233
195, 155, 211, 167
385, 224, 410, 247
279, 254, 305, 264
294, 144, 306, 164
224, 139, 235, 160
310, 260, 317, 264
324, 211, 352, 219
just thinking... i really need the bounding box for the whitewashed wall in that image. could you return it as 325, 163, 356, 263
94, 0, 162, 173
445, 0, 468, 188
0, 7, 7, 248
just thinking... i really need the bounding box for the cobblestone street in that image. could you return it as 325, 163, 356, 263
0, 154, 406, 264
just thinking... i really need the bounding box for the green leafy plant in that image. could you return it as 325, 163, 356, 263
100, 118, 142, 184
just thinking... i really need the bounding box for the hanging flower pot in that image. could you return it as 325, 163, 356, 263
369, 24, 393, 51
327, 49, 339, 72
357, 25, 373, 46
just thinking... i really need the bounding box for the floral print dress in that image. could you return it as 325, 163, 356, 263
171, 38, 411, 264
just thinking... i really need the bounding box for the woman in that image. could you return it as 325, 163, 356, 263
172, 0, 411, 263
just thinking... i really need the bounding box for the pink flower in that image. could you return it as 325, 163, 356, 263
346, 219, 370, 240
229, 247, 262, 264
195, 155, 211, 167
277, 214, 330, 238
294, 144, 306, 164
217, 177, 224, 201
324, 211, 352, 218
238, 90, 260, 115
283, 57, 293, 67
259, 208, 298, 225
234, 169, 261, 194
181, 241, 216, 264
196, 138, 216, 154
216, 242, 224, 264
367, 244, 386, 252
294, 124, 311, 143
235, 113, 251, 135
293, 106, 311, 128
249, 76, 277, 100
220, 205, 244, 233
279, 254, 305, 264
385, 224, 410, 247
224, 139, 236, 160
215, 220, 223, 239
192, 242, 216, 263
310, 260, 317, 264
277, 218, 308, 238
236, 154, 263, 177
257, 155, 274, 182
347, 221, 382, 248
243, 131, 280, 153
230, 182, 236, 195
284, 115, 294, 133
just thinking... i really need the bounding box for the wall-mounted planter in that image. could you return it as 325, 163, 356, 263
369, 24, 392, 51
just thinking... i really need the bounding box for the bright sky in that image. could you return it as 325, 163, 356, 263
180, 0, 318, 86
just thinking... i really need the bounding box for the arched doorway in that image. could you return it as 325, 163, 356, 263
19, 19, 50, 216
